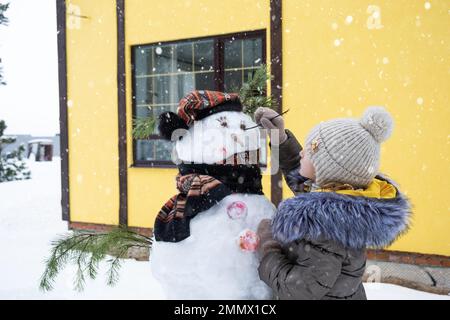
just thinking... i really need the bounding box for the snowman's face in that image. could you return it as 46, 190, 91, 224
175, 111, 260, 164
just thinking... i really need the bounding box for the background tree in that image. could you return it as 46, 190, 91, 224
0, 4, 30, 182
0, 120, 31, 182
0, 3, 9, 85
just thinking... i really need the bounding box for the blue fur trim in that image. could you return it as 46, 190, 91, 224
273, 177, 412, 249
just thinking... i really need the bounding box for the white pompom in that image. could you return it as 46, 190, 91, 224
359, 106, 394, 142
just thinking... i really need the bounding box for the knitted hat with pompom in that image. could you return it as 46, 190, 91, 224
304, 107, 394, 188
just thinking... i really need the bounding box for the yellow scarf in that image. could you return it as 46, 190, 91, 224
313, 178, 397, 199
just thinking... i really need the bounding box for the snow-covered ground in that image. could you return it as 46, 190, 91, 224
0, 158, 448, 300
0, 157, 164, 300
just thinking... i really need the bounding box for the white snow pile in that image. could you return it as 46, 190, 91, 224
150, 194, 275, 299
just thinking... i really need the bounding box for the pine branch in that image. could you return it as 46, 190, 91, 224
239, 64, 277, 116
132, 116, 156, 139
106, 244, 129, 287
0, 3, 9, 26
39, 233, 93, 291
39, 226, 152, 292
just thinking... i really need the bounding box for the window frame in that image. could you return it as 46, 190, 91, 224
131, 29, 267, 168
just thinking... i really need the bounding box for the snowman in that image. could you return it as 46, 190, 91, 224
149, 90, 276, 299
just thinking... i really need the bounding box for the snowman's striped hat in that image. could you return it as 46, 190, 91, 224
158, 90, 243, 140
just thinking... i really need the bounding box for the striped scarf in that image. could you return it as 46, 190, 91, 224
154, 162, 263, 242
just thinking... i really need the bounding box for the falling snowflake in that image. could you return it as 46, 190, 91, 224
367, 5, 384, 30
345, 16, 353, 25
334, 39, 343, 47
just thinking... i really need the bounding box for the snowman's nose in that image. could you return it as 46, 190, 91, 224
231, 133, 244, 147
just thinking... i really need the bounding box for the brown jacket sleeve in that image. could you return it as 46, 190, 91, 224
258, 240, 344, 300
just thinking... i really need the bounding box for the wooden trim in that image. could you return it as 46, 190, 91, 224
130, 29, 267, 167
117, 0, 128, 226
214, 37, 224, 91
56, 0, 70, 221
130, 30, 143, 171
130, 29, 266, 49
270, 0, 283, 207
69, 222, 152, 237
367, 249, 450, 268
132, 161, 176, 168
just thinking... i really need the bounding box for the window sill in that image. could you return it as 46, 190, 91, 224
130, 162, 177, 169
130, 162, 267, 169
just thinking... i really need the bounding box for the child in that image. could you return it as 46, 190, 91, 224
254, 106, 411, 300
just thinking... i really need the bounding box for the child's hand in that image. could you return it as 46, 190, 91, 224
254, 107, 287, 145
256, 219, 282, 258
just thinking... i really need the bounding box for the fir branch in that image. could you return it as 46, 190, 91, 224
106, 244, 129, 287
132, 116, 156, 140
239, 64, 277, 116
39, 233, 93, 291
39, 226, 152, 292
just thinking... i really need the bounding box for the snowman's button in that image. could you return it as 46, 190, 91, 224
226, 201, 248, 220
238, 229, 260, 252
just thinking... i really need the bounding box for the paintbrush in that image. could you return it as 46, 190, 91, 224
245, 109, 290, 130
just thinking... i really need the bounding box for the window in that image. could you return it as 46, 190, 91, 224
132, 30, 266, 166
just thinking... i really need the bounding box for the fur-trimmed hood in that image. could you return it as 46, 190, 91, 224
273, 175, 412, 250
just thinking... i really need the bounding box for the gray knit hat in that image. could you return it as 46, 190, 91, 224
305, 106, 394, 188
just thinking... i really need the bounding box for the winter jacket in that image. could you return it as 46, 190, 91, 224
258, 130, 411, 300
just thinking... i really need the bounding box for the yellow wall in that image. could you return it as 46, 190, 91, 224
66, 0, 119, 225
124, 0, 272, 228
65, 0, 450, 256
283, 0, 450, 256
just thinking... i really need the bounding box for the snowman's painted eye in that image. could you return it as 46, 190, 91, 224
216, 116, 228, 128
240, 121, 246, 131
